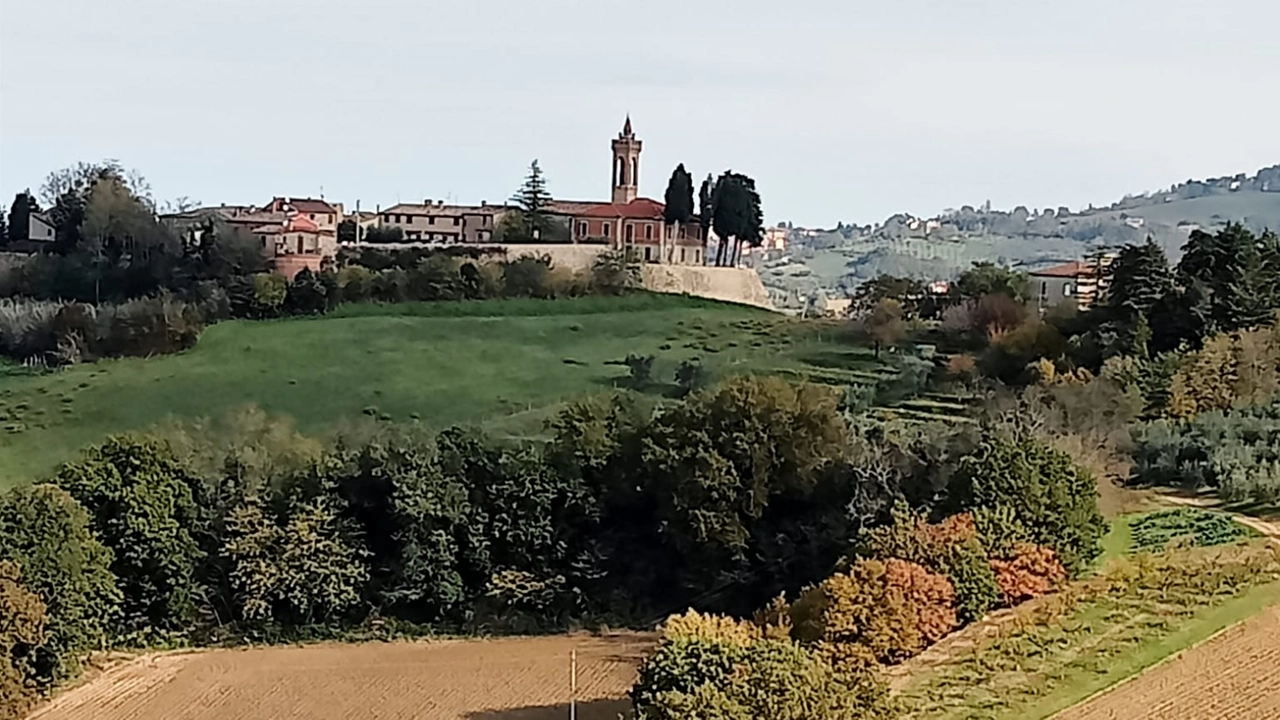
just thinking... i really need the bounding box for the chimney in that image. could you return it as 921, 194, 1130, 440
423, 198, 431, 206
480, 200, 487, 207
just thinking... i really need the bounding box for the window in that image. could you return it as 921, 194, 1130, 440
453, 218, 460, 226
297, 237, 304, 254
625, 224, 634, 242
680, 248, 687, 263
1040, 281, 1047, 297
308, 213, 315, 220
428, 216, 436, 225
1064, 284, 1074, 296
577, 221, 588, 236
644, 246, 652, 262
644, 224, 653, 240
602, 224, 611, 238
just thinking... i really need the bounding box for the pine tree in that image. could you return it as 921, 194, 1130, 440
1177, 223, 1273, 338
510, 160, 552, 240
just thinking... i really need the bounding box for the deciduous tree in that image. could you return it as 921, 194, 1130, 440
55, 436, 203, 633
0, 485, 119, 683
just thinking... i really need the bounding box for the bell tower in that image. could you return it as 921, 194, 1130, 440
611, 115, 642, 204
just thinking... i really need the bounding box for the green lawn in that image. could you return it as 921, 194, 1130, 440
0, 295, 885, 485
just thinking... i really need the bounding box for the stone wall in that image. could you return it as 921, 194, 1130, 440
339, 242, 774, 310
639, 265, 774, 310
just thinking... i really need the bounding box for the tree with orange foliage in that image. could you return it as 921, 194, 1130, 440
860, 502, 1000, 623
989, 543, 1067, 606
790, 557, 957, 667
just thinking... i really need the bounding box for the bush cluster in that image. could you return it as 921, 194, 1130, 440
1132, 397, 1280, 504
632, 610, 892, 720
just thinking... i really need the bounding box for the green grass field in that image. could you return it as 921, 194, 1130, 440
0, 295, 887, 485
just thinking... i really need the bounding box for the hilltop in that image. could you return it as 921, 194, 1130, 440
761, 164, 1280, 309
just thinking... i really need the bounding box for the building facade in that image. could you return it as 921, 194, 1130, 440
376, 201, 509, 243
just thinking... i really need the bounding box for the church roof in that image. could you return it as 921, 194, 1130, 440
578, 197, 666, 220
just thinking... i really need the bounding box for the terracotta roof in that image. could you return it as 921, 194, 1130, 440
250, 215, 334, 236
545, 200, 610, 215
382, 202, 509, 216
226, 211, 286, 226
264, 197, 339, 215
1030, 261, 1089, 278
578, 198, 666, 220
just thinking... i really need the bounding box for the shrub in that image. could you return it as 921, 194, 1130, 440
589, 250, 633, 295
284, 268, 328, 315
623, 353, 655, 390
939, 540, 1001, 623
636, 638, 891, 720
0, 561, 46, 720
633, 613, 891, 720
500, 256, 553, 298
989, 543, 1066, 606
662, 609, 761, 645
335, 265, 374, 303
945, 353, 978, 383
947, 432, 1105, 575
0, 485, 120, 684
791, 558, 956, 667
674, 358, 711, 397
251, 272, 287, 316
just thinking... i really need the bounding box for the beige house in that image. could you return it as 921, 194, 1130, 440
378, 201, 509, 243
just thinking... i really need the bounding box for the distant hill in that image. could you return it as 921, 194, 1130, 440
760, 164, 1280, 309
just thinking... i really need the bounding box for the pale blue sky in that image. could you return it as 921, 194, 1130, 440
2, 0, 1277, 226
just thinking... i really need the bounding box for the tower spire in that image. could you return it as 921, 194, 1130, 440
622, 114, 633, 137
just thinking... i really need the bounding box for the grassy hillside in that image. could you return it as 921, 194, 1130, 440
0, 294, 886, 485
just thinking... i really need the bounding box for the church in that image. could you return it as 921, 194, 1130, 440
548, 117, 707, 266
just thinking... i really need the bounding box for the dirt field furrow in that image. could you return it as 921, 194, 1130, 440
1055, 605, 1280, 720
28, 634, 653, 720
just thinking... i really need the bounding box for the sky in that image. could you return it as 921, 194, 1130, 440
2, 0, 1278, 228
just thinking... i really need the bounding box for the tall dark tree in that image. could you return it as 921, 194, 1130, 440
698, 174, 714, 258
1177, 223, 1273, 339
6, 192, 38, 244
709, 172, 763, 267
510, 159, 553, 240
706, 170, 762, 266
1098, 239, 1179, 355
336, 219, 358, 244
663, 164, 695, 225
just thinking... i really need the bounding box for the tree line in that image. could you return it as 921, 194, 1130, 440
0, 374, 1105, 715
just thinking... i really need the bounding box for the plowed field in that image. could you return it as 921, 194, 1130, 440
1056, 605, 1280, 720
28, 634, 652, 720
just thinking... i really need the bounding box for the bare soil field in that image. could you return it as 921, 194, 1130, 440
1055, 605, 1280, 720
27, 633, 653, 720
